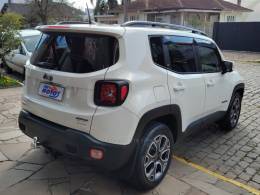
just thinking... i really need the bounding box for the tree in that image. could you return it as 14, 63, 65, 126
28, 0, 79, 25
94, 0, 108, 15
107, 0, 118, 10
0, 13, 23, 62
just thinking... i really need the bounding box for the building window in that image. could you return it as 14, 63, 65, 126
227, 16, 235, 22
129, 15, 139, 21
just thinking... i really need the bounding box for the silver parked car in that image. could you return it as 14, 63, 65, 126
3, 29, 41, 75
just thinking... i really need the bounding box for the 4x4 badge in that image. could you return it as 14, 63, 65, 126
43, 73, 53, 82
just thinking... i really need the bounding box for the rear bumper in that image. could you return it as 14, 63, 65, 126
18, 110, 135, 171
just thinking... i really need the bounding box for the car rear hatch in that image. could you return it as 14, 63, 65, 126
22, 24, 123, 133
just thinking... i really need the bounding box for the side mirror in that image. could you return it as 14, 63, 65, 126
222, 60, 233, 74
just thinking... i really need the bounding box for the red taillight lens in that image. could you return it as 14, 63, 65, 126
100, 83, 117, 104
120, 85, 128, 101
95, 80, 129, 106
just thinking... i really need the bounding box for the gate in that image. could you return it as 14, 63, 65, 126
213, 22, 260, 52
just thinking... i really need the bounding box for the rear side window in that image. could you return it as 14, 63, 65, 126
164, 36, 196, 73
31, 33, 119, 73
150, 37, 165, 66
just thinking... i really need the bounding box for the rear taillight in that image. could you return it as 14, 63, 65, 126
94, 80, 129, 106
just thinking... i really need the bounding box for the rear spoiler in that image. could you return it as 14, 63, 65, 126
35, 25, 125, 38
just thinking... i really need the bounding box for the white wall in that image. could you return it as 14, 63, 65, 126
226, 0, 260, 21
220, 11, 246, 22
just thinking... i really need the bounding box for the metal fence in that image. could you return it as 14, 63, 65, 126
213, 22, 260, 52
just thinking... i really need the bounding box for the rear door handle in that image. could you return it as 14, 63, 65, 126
173, 84, 185, 92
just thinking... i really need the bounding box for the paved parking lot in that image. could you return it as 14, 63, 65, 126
0, 51, 259, 194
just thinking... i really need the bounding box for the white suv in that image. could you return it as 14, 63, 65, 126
18, 21, 244, 190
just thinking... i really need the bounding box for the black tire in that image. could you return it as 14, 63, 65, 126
2, 59, 13, 74
219, 93, 242, 131
22, 68, 26, 81
130, 122, 174, 191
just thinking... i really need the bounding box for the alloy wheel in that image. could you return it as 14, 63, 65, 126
144, 134, 171, 182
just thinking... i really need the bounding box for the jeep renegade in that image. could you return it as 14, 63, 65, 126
18, 21, 244, 190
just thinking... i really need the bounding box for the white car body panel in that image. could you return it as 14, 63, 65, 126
21, 24, 244, 145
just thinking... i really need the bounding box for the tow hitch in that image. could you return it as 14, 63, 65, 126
31, 137, 40, 149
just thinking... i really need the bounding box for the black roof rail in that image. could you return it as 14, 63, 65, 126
121, 21, 207, 36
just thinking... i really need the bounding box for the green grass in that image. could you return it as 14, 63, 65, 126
0, 75, 21, 88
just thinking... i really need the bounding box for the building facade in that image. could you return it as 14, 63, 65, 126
95, 0, 252, 37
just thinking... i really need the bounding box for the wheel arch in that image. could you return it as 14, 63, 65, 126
229, 83, 245, 107
133, 105, 182, 144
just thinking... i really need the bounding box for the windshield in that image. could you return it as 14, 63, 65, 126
23, 35, 41, 53
30, 32, 119, 74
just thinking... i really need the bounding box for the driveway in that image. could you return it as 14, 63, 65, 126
0, 51, 259, 195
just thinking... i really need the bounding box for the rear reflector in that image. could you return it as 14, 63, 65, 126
89, 148, 104, 160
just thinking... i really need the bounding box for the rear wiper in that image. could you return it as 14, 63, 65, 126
36, 62, 57, 69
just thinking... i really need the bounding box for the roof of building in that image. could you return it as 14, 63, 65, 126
111, 0, 252, 13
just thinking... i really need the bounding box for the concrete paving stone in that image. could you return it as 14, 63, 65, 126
247, 181, 260, 190
248, 162, 260, 170
120, 187, 155, 195
184, 187, 208, 195
252, 175, 260, 184
247, 152, 259, 159
0, 169, 33, 191
0, 161, 17, 173
1, 179, 50, 195
238, 173, 252, 182
16, 135, 32, 143
207, 153, 221, 160
0, 151, 8, 161
225, 159, 237, 167
244, 157, 254, 163
50, 181, 70, 195
214, 145, 230, 155
240, 146, 254, 152
18, 147, 53, 165
156, 175, 191, 195
63, 157, 93, 175
168, 159, 197, 179
235, 151, 247, 158
182, 177, 233, 195
245, 167, 257, 176
29, 160, 68, 180
238, 161, 249, 169
15, 163, 42, 172
218, 165, 231, 174
0, 142, 31, 161
69, 173, 94, 194
181, 171, 218, 185
215, 180, 252, 195
224, 171, 237, 179
78, 174, 122, 195
0, 131, 24, 141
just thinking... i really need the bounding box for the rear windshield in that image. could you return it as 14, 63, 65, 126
31, 32, 119, 73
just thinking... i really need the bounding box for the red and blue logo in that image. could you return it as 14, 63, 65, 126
41, 85, 60, 99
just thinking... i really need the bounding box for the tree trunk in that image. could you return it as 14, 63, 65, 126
123, 0, 128, 22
